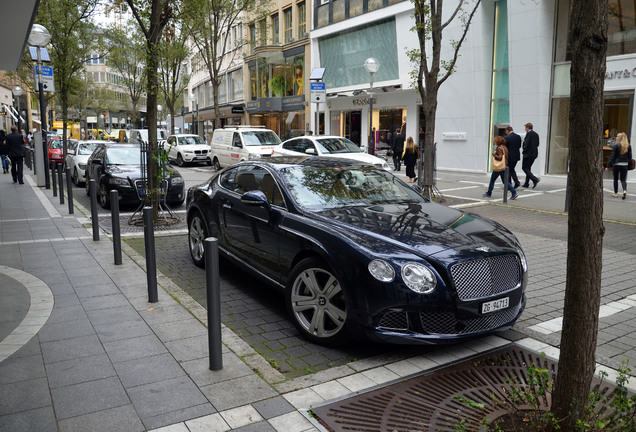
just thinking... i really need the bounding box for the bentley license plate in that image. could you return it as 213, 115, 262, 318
481, 297, 509, 314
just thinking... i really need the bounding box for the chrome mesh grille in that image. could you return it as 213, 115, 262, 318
419, 304, 521, 335
378, 310, 409, 330
450, 254, 521, 301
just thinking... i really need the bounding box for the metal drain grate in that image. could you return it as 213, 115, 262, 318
312, 345, 622, 432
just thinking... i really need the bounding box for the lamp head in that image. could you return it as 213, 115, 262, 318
12, 86, 23, 96
363, 57, 380, 74
29, 24, 51, 47
189, 93, 197, 102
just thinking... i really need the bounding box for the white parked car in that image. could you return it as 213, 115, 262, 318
64, 140, 100, 186
272, 135, 392, 171
164, 134, 212, 167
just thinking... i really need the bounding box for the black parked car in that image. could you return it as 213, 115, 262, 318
186, 157, 527, 346
85, 143, 185, 209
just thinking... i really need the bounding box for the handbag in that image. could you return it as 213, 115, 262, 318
629, 159, 635, 170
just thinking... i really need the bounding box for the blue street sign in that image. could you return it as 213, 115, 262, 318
310, 82, 326, 91
35, 65, 53, 76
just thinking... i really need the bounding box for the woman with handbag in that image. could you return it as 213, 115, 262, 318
402, 137, 419, 182
605, 132, 632, 200
483, 136, 518, 199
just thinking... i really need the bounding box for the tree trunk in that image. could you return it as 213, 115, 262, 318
550, 1, 607, 430
419, 79, 439, 200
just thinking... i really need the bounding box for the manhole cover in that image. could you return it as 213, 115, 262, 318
312, 345, 621, 432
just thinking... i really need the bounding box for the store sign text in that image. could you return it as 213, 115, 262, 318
442, 132, 467, 141
353, 97, 376, 106
605, 68, 636, 80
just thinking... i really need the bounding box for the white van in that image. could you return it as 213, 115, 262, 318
210, 126, 281, 170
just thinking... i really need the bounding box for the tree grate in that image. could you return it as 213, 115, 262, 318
312, 345, 624, 432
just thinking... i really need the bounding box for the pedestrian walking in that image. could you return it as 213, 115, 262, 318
504, 126, 521, 188
391, 128, 405, 171
605, 132, 632, 200
402, 136, 419, 182
483, 136, 518, 199
0, 130, 9, 174
6, 125, 25, 184
521, 122, 540, 188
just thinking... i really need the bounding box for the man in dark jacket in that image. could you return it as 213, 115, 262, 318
521, 122, 540, 188
504, 126, 522, 188
391, 128, 405, 171
6, 125, 25, 184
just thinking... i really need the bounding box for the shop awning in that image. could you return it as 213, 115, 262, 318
0, 0, 40, 70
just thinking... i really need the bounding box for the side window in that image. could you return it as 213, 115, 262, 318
219, 167, 240, 191
168, 137, 175, 145
232, 133, 242, 148
282, 138, 299, 152
299, 139, 315, 154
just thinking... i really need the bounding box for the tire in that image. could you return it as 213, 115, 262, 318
207, 158, 212, 166
73, 167, 80, 186
285, 257, 350, 346
188, 211, 208, 268
99, 183, 110, 209
212, 157, 221, 171
177, 153, 185, 167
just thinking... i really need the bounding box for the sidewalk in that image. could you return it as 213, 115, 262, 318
1, 168, 634, 432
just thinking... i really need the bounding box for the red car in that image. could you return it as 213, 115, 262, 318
48, 138, 77, 166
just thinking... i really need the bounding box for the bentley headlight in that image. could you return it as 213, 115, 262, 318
517, 248, 528, 272
402, 262, 436, 294
368, 259, 395, 282
171, 176, 184, 185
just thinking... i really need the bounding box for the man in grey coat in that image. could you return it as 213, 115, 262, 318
6, 125, 25, 184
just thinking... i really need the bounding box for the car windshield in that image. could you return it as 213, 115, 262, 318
242, 131, 281, 146
279, 165, 423, 209
315, 138, 361, 154
106, 147, 141, 165
179, 136, 205, 145
49, 140, 63, 149
78, 142, 98, 155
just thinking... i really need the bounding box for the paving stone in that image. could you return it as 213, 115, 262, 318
251, 396, 296, 420
142, 403, 216, 431
0, 354, 46, 385
0, 406, 57, 432
103, 334, 169, 363
40, 334, 104, 364
45, 353, 117, 389
50, 376, 129, 420
93, 318, 154, 343
127, 376, 210, 419
0, 378, 52, 416
200, 375, 278, 411
56, 404, 144, 432
113, 353, 185, 388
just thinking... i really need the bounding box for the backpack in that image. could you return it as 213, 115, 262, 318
492, 146, 506, 171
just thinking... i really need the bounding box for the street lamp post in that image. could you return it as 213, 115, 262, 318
157, 105, 163, 131
29, 24, 52, 189
190, 93, 198, 135
363, 58, 380, 155
12, 86, 23, 132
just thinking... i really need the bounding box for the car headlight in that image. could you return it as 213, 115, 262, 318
78, 164, 87, 170
171, 177, 184, 185
109, 178, 129, 185
248, 153, 261, 160
517, 248, 528, 272
368, 259, 395, 282
402, 262, 437, 294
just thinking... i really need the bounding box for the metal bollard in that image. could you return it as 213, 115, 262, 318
65, 168, 74, 214
110, 190, 122, 265
57, 163, 64, 205
205, 238, 223, 371
89, 179, 100, 241
143, 207, 158, 303
51, 162, 57, 197
503, 167, 509, 204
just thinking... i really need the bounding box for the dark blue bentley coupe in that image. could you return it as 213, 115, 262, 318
186, 157, 527, 346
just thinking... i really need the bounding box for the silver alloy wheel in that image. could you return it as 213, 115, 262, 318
188, 214, 206, 267
99, 183, 109, 209
177, 154, 185, 167
290, 267, 347, 339
213, 158, 221, 171
73, 167, 79, 186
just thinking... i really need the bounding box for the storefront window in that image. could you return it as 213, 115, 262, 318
259, 62, 269, 97
270, 65, 286, 97
556, 0, 636, 61
230, 69, 244, 101
319, 18, 398, 89
249, 64, 257, 100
